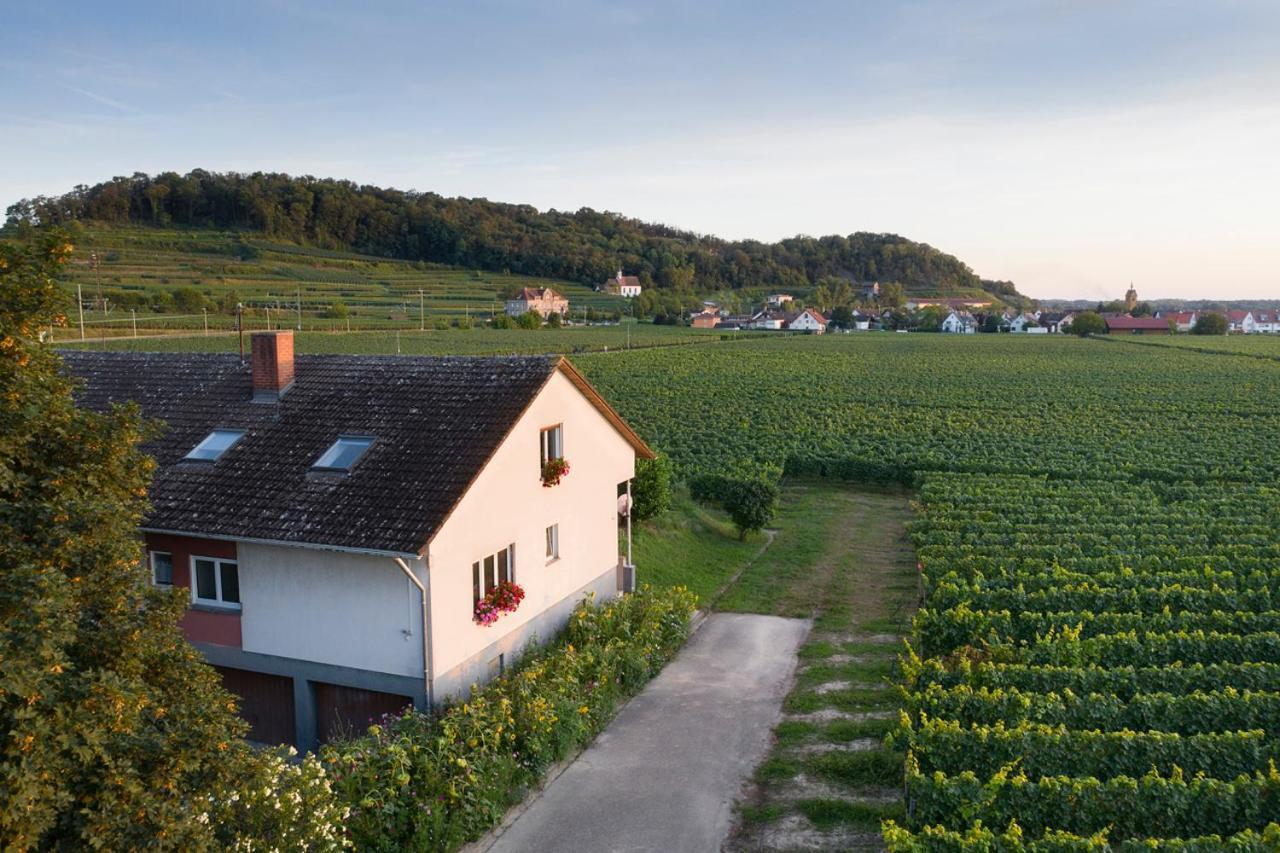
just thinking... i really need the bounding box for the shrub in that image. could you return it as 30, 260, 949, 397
515, 311, 542, 330
724, 478, 779, 539
322, 586, 697, 850
631, 453, 673, 522
1193, 312, 1228, 335
1071, 310, 1107, 336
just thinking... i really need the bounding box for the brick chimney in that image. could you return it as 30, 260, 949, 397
251, 330, 294, 401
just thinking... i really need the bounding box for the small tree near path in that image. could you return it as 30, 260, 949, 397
725, 479, 780, 540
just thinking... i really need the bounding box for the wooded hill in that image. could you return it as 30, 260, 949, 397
7, 170, 1026, 304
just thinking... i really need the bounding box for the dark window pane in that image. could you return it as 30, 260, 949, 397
220, 562, 240, 604
195, 559, 217, 600
472, 561, 481, 605
152, 552, 173, 585
484, 555, 495, 593
498, 548, 509, 585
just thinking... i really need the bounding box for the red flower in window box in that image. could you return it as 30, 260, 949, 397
541, 457, 570, 488
473, 581, 525, 626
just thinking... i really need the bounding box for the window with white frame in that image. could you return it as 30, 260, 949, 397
191, 556, 240, 609
545, 524, 559, 561
150, 551, 173, 586
472, 544, 514, 606
539, 424, 563, 466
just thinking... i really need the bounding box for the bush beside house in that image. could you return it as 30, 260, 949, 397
321, 585, 697, 850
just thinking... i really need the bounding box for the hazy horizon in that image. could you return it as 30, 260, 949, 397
4, 1, 1278, 301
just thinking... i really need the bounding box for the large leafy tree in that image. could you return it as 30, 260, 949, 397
0, 231, 261, 847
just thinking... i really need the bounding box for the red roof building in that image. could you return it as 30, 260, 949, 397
1105, 315, 1170, 334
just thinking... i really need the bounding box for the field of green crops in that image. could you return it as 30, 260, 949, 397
1100, 332, 1280, 362
59, 323, 731, 356
51, 224, 628, 339
580, 335, 1280, 847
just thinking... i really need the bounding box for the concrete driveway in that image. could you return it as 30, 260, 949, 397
486, 612, 810, 853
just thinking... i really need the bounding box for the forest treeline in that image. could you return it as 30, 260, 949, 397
6, 170, 1023, 301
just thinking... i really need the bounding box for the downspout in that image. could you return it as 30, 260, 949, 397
393, 556, 433, 707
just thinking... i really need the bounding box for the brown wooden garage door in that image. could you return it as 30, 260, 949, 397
314, 682, 413, 744
215, 666, 296, 747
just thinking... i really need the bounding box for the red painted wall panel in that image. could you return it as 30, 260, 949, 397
145, 532, 242, 648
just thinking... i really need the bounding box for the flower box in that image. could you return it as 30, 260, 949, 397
473, 581, 525, 626
541, 457, 570, 488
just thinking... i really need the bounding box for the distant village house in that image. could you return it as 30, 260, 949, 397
602, 270, 642, 298
505, 287, 569, 318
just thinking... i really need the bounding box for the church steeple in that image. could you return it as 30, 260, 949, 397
1124, 283, 1137, 312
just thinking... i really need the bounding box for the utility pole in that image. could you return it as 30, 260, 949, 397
236, 303, 244, 362
419, 289, 424, 331
202, 307, 208, 335
76, 281, 85, 341
131, 308, 137, 338
296, 285, 302, 331
266, 305, 272, 330
91, 251, 104, 317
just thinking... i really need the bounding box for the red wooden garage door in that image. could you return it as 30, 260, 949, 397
314, 682, 413, 744
215, 666, 296, 747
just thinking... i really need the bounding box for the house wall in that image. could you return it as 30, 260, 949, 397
236, 543, 426, 679
427, 368, 636, 701
144, 532, 242, 647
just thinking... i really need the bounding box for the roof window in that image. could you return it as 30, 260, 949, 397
313, 436, 375, 472
185, 429, 246, 462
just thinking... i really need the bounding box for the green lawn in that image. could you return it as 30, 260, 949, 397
726, 482, 919, 850
629, 493, 763, 605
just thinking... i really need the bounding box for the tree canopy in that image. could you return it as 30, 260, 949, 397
0, 231, 344, 848
7, 170, 1025, 303
1193, 312, 1228, 335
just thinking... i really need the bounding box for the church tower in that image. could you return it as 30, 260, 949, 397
1124, 283, 1137, 312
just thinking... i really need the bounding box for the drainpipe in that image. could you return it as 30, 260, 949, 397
393, 556, 432, 707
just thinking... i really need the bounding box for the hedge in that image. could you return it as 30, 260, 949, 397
320, 585, 697, 851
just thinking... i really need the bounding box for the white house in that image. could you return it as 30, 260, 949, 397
1253, 310, 1280, 333
1228, 311, 1257, 333
766, 294, 794, 308
1158, 311, 1198, 333
749, 310, 787, 330
941, 311, 977, 334
786, 308, 828, 334
64, 331, 653, 751
602, 270, 642, 298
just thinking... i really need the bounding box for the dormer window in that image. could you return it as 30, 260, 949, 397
313, 435, 375, 472
185, 429, 246, 462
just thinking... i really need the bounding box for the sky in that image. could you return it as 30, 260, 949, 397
2, 1, 1278, 300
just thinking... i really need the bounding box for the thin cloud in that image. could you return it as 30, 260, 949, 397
63, 84, 136, 113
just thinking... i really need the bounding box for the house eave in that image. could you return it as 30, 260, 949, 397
139, 527, 422, 560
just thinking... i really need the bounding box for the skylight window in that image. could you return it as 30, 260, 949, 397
313, 436, 375, 472
185, 429, 246, 462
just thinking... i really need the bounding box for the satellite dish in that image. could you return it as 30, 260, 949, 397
617, 493, 633, 517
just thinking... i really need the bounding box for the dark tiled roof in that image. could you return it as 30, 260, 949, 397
61, 352, 559, 555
